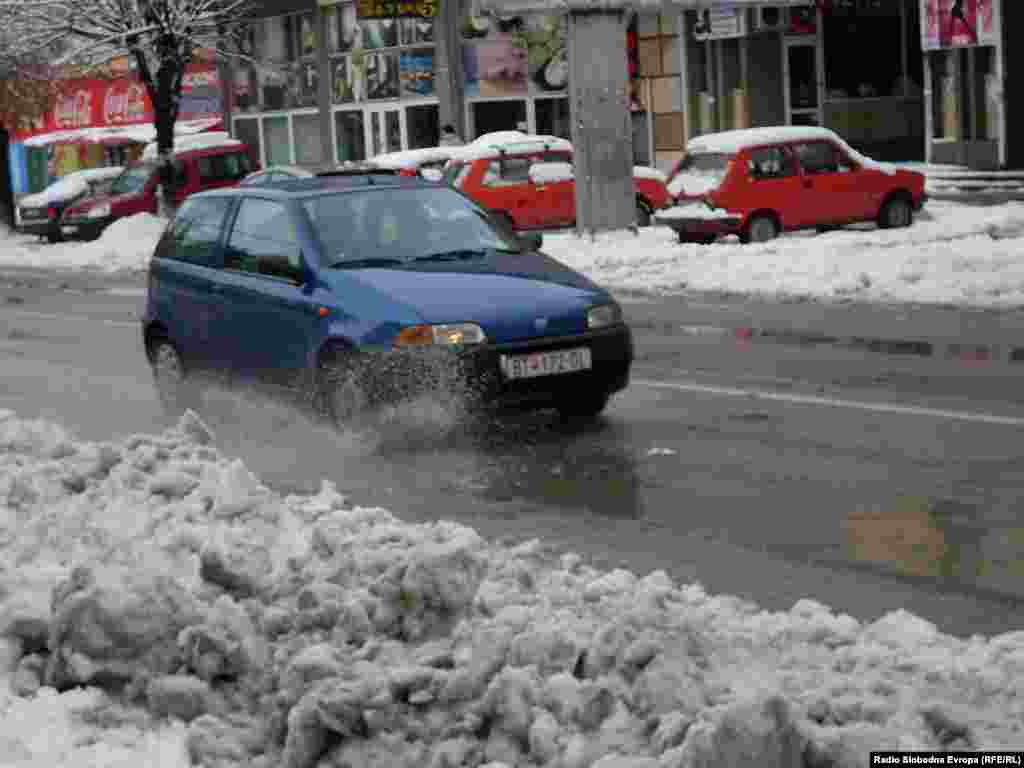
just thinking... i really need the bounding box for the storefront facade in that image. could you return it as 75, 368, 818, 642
227, 0, 580, 167
225, 0, 1014, 173
6, 55, 226, 195
679, 2, 927, 163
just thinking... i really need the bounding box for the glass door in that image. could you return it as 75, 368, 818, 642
366, 105, 404, 158
783, 39, 823, 126
334, 109, 367, 165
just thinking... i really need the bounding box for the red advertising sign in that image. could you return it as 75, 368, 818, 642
13, 60, 223, 141
102, 81, 148, 125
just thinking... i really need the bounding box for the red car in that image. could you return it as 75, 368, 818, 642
442, 131, 672, 230
368, 147, 457, 180
61, 134, 258, 240
658, 126, 927, 244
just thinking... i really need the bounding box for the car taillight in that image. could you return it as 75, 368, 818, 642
47, 207, 57, 219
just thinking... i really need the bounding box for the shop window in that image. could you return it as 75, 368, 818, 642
824, 6, 905, 100
326, 3, 358, 53
365, 51, 400, 100
472, 100, 527, 138
749, 147, 796, 180
233, 118, 262, 166
535, 97, 570, 140
400, 48, 435, 98
293, 113, 323, 166
334, 110, 366, 163
406, 104, 439, 149
284, 12, 318, 62
263, 115, 291, 166
327, 2, 436, 105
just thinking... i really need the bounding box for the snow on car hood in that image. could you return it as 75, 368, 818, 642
18, 177, 89, 208
668, 171, 724, 198
324, 252, 608, 343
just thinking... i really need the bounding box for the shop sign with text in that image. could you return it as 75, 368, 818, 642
355, 0, 436, 20
693, 8, 748, 41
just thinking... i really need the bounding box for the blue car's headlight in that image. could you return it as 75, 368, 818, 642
395, 323, 487, 347
587, 303, 622, 330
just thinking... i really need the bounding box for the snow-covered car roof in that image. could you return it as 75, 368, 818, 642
368, 147, 457, 170
686, 126, 898, 176
447, 131, 573, 162
686, 126, 851, 155
141, 131, 243, 162
17, 166, 125, 207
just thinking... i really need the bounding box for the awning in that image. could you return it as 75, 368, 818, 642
478, 0, 816, 13
21, 117, 225, 148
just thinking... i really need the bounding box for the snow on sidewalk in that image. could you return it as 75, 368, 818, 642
6, 200, 1024, 308
0, 409, 1022, 767
0, 214, 165, 273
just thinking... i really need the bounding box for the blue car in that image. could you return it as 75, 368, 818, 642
142, 174, 632, 425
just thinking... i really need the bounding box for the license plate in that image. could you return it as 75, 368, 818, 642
500, 347, 592, 380
62, 226, 78, 236
21, 209, 45, 220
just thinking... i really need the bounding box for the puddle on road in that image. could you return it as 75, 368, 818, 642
185, 383, 646, 522
843, 495, 1024, 597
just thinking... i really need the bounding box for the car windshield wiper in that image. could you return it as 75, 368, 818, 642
413, 249, 489, 262
327, 257, 405, 269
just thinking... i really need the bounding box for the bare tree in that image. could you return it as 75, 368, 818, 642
1, 0, 256, 215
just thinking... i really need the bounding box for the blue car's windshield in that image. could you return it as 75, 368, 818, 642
110, 163, 155, 196
303, 187, 522, 268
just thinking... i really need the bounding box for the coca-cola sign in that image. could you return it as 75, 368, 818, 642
103, 81, 148, 124
54, 90, 93, 129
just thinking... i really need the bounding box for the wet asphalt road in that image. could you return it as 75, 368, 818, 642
3, 263, 1024, 639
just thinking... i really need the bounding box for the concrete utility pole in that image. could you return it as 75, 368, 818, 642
568, 10, 635, 235
477, 0, 635, 235
435, 0, 467, 139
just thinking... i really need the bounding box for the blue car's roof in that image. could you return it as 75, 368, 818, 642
194, 174, 435, 201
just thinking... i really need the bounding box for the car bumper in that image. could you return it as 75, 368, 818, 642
655, 212, 743, 236
59, 217, 112, 240
16, 218, 55, 236
361, 324, 633, 412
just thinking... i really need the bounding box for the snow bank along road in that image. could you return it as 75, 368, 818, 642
7, 199, 1024, 308
3, 268, 1024, 644
2, 407, 1023, 766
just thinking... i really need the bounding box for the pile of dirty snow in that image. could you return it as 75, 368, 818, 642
0, 213, 166, 273
555, 200, 1024, 307
1, 408, 1022, 767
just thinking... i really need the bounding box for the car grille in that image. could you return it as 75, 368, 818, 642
466, 326, 633, 407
